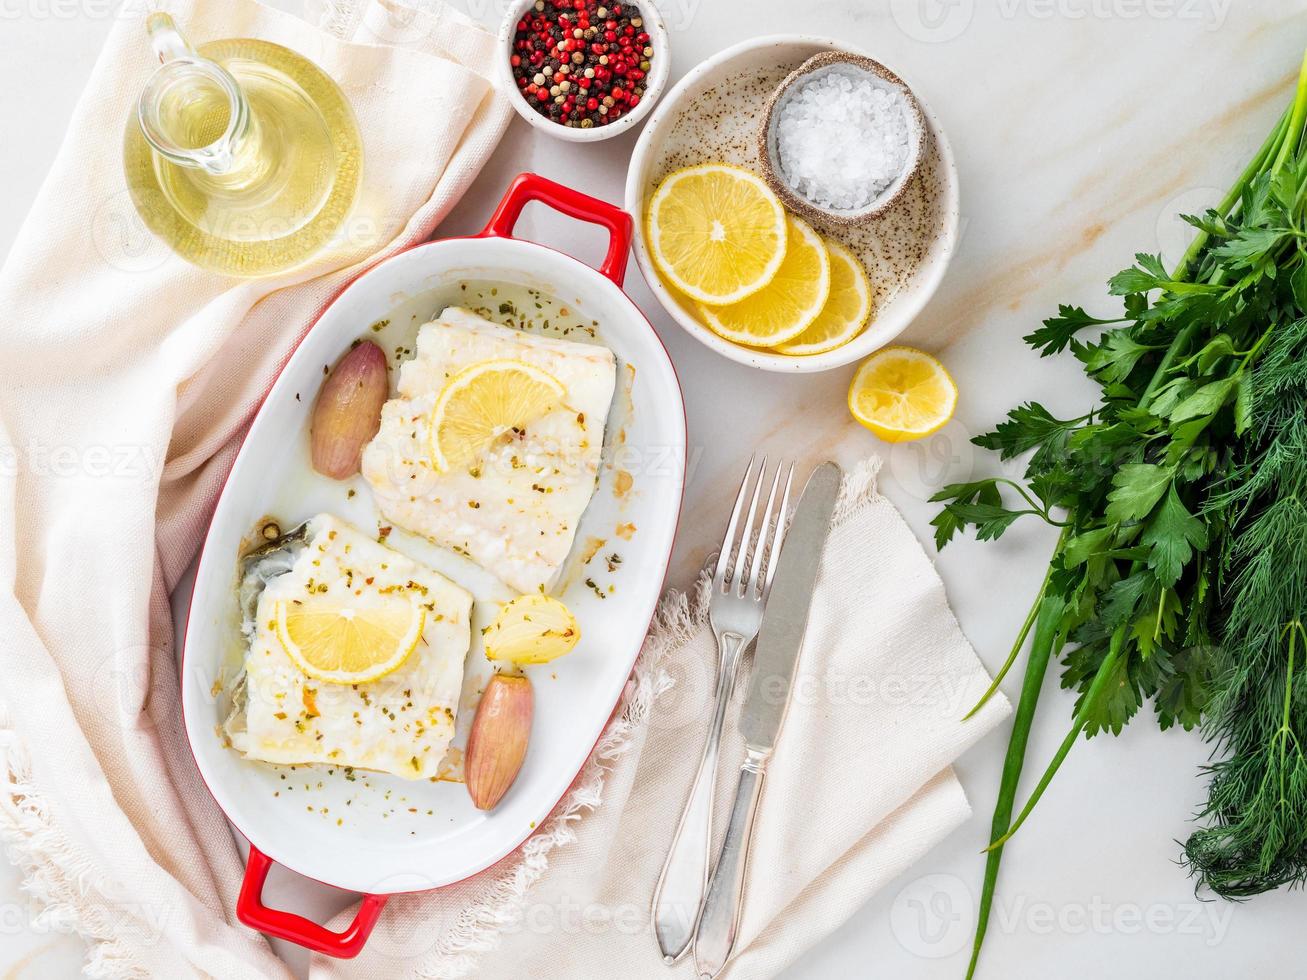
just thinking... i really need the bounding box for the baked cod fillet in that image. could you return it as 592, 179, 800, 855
362, 307, 617, 593
225, 513, 473, 779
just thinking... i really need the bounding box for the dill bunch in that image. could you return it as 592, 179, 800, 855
1184, 320, 1307, 897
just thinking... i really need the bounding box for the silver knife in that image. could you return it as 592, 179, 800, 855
691, 461, 842, 979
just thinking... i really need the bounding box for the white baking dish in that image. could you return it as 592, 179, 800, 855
178, 174, 685, 957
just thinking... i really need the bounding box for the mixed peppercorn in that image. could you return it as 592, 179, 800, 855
510, 0, 654, 129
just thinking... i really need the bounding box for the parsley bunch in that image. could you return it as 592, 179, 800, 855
936, 50, 1307, 977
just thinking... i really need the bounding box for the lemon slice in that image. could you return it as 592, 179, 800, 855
276, 597, 426, 684
483, 594, 580, 665
775, 240, 873, 356
848, 346, 958, 443
647, 164, 787, 305
696, 214, 831, 348
429, 359, 565, 472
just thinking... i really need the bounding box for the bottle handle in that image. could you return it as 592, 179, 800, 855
146, 11, 198, 64
137, 12, 248, 174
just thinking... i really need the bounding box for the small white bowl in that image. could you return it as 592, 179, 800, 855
496, 0, 670, 143
625, 35, 960, 374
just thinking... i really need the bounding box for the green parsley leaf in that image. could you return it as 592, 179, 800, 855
971, 403, 1084, 460
1023, 305, 1124, 356
1140, 487, 1208, 587
1105, 463, 1172, 523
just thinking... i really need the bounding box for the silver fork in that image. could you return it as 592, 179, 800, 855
651, 456, 794, 963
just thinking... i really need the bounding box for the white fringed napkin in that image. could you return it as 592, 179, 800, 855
0, 1, 510, 976
310, 459, 1010, 979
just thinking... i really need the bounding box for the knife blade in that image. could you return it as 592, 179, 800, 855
738, 460, 841, 752
692, 461, 843, 980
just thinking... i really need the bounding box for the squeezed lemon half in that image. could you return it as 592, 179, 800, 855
848, 346, 957, 442
428, 359, 565, 472
696, 213, 831, 348
646, 164, 788, 305
276, 596, 426, 684
775, 239, 873, 356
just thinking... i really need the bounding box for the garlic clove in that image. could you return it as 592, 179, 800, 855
465, 673, 533, 811
310, 341, 388, 480
483, 594, 580, 665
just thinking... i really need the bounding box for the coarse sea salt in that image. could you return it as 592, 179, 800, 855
775, 67, 911, 212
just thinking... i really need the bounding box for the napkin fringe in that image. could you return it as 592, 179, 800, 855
0, 707, 151, 980
413, 613, 681, 979
832, 456, 883, 526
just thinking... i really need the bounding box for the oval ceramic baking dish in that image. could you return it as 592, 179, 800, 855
179, 174, 686, 957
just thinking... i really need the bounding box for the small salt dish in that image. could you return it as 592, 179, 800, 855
759, 51, 926, 225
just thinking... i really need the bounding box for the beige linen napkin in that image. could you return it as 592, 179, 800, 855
311, 459, 1011, 979
0, 0, 510, 976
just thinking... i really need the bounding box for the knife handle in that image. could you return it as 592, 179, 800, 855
693, 747, 769, 979
652, 630, 749, 962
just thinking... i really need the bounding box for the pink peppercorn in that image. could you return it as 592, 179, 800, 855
510, 0, 653, 127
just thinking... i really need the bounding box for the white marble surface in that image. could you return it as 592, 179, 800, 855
3, 1, 1307, 977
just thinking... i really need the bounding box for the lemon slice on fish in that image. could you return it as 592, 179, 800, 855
276, 597, 426, 685
429, 359, 565, 472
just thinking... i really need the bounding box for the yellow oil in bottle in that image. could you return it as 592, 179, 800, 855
124, 37, 361, 277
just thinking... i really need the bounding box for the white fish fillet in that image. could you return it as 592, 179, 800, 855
225, 513, 473, 780
361, 307, 616, 593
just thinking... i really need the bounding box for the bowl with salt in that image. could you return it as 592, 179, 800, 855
625, 35, 958, 374
759, 52, 926, 225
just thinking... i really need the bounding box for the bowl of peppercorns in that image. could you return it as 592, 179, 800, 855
498, 0, 668, 141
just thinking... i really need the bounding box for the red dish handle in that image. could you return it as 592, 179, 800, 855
236, 845, 388, 959
480, 172, 634, 287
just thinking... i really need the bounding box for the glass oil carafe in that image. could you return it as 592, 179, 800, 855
123, 13, 362, 277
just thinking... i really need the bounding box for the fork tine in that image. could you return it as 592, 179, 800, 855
743, 462, 785, 600
762, 463, 795, 598
713, 455, 756, 592
731, 456, 768, 596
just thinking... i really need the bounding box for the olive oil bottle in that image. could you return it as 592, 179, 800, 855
123, 13, 362, 277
